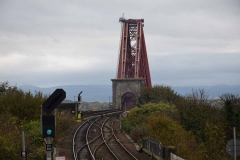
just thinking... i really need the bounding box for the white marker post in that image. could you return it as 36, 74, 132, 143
22, 130, 25, 153
21, 130, 27, 159
234, 127, 236, 160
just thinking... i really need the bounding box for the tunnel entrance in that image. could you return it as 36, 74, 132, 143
121, 92, 136, 111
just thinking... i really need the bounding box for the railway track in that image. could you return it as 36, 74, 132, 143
81, 109, 122, 120
101, 116, 138, 160
73, 112, 140, 160
73, 118, 94, 159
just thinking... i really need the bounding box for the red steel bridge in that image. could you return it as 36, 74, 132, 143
117, 16, 152, 87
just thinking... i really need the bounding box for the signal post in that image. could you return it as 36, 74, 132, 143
41, 89, 66, 160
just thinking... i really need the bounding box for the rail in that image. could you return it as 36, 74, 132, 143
72, 119, 89, 160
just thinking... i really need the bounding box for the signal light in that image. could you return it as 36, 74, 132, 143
42, 116, 55, 138
47, 129, 52, 135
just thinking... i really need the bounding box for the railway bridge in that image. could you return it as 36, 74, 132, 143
55, 16, 160, 160
112, 16, 152, 111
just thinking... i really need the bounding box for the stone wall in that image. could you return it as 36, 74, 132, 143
111, 78, 146, 109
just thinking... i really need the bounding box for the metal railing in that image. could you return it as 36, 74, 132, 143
170, 153, 185, 160
142, 137, 165, 160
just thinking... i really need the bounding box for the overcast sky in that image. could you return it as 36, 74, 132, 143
0, 0, 240, 88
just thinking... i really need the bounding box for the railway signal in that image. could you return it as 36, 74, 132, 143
78, 91, 83, 102
42, 89, 66, 114
42, 115, 55, 138
41, 88, 66, 160
41, 89, 65, 137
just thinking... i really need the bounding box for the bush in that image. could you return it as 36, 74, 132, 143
147, 114, 202, 160
130, 124, 148, 143
121, 118, 132, 134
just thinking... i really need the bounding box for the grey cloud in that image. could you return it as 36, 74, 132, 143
13, 69, 115, 88
0, 0, 239, 87
150, 53, 240, 86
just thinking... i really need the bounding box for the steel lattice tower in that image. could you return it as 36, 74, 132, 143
117, 17, 152, 87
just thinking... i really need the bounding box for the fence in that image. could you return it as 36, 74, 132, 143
170, 153, 185, 160
142, 137, 185, 160
142, 137, 165, 159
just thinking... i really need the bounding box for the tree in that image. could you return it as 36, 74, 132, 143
121, 102, 179, 146
220, 93, 240, 106
176, 89, 222, 143
0, 81, 17, 97
23, 121, 45, 159
204, 122, 229, 159
0, 113, 21, 159
147, 114, 202, 160
0, 81, 47, 159
0, 89, 46, 121
127, 102, 178, 128
139, 85, 182, 105
220, 94, 240, 139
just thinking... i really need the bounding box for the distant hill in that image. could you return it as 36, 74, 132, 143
172, 84, 240, 98
18, 84, 240, 102
19, 85, 112, 102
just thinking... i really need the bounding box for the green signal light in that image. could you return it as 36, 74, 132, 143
47, 129, 52, 135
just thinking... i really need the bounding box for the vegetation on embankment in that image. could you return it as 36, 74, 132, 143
0, 82, 76, 159
1, 81, 239, 159
122, 85, 240, 160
